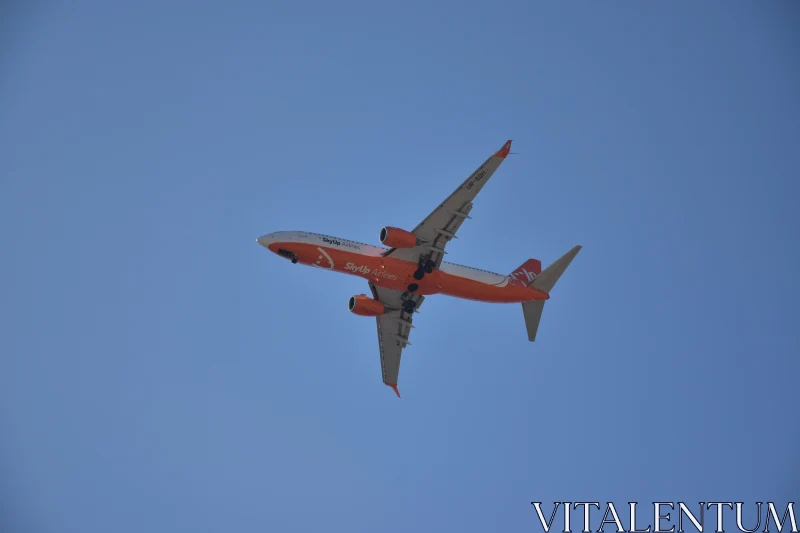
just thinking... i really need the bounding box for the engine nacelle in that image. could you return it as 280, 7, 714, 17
379, 226, 417, 248
348, 294, 386, 317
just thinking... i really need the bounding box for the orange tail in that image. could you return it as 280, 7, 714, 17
509, 259, 542, 284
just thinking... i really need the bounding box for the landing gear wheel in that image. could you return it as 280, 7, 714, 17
291, 258, 298, 264
407, 283, 419, 292
402, 299, 417, 313
414, 258, 435, 279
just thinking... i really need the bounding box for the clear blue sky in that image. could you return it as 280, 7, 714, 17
2, 2, 798, 532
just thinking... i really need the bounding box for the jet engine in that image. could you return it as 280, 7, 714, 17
379, 226, 417, 248
348, 294, 386, 317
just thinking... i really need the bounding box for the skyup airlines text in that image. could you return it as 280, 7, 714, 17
345, 262, 398, 280
531, 503, 797, 533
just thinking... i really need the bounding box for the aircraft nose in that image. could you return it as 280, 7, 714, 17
256, 234, 274, 248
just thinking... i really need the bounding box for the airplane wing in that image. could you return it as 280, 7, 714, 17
383, 140, 513, 267
369, 282, 425, 398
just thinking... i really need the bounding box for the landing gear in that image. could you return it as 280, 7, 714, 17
407, 283, 419, 292
278, 249, 299, 263
402, 299, 417, 313
413, 258, 436, 280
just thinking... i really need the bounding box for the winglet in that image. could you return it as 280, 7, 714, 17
494, 140, 513, 159
386, 383, 401, 398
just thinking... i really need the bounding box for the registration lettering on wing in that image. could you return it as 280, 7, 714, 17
465, 169, 486, 191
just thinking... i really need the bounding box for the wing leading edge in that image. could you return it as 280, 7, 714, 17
383, 140, 513, 268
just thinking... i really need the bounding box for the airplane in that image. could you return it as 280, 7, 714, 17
256, 140, 581, 397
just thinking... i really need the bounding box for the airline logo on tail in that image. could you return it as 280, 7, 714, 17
512, 269, 537, 283
509, 258, 542, 284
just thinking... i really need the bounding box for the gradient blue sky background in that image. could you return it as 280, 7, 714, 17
2, 2, 798, 532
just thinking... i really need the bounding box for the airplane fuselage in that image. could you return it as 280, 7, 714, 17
257, 231, 549, 303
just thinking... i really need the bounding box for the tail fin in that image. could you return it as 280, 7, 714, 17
521, 245, 582, 342
509, 258, 542, 284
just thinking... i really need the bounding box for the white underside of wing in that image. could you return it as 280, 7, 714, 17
370, 283, 423, 388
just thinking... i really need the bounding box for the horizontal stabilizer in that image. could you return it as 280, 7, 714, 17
521, 245, 581, 342
530, 245, 582, 293
522, 300, 545, 342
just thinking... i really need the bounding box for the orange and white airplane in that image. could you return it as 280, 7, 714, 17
257, 140, 581, 397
